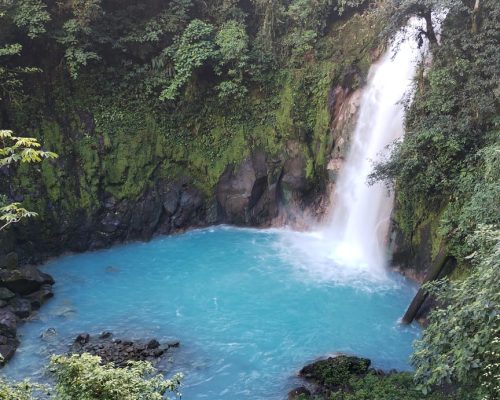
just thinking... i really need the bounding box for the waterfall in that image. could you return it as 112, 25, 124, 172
325, 19, 429, 272
280, 18, 434, 283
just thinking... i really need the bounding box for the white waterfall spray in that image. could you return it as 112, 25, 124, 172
325, 18, 429, 272
280, 18, 434, 283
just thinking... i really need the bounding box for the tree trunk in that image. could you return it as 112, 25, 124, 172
423, 11, 438, 45
472, 0, 481, 34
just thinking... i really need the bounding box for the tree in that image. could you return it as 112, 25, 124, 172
0, 130, 58, 231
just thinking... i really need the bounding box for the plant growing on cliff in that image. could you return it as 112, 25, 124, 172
0, 130, 58, 231
412, 226, 500, 399
50, 353, 183, 400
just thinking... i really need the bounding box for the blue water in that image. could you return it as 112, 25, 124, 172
2, 226, 420, 399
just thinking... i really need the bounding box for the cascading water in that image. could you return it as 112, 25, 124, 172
282, 19, 432, 282
326, 20, 428, 272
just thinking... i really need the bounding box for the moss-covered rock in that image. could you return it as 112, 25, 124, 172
299, 355, 371, 389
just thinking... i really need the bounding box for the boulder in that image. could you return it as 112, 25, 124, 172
0, 252, 18, 270
299, 355, 371, 388
0, 309, 17, 337
24, 284, 54, 310
8, 297, 32, 319
0, 288, 15, 301
0, 337, 20, 365
0, 265, 54, 295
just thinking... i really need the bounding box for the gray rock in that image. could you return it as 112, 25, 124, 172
0, 288, 15, 301
8, 297, 32, 319
0, 265, 54, 295
25, 284, 54, 310
0, 337, 20, 365
0, 309, 17, 337
216, 152, 273, 224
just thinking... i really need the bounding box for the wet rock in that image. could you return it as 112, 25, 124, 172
299, 355, 371, 388
288, 386, 311, 399
8, 297, 32, 319
147, 339, 160, 349
24, 284, 54, 310
71, 333, 179, 367
0, 265, 54, 295
281, 156, 308, 195
0, 309, 17, 337
0, 288, 15, 301
0, 337, 19, 365
162, 185, 180, 216
216, 152, 274, 225
75, 333, 90, 345
41, 327, 57, 340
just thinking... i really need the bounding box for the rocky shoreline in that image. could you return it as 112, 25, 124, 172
0, 253, 54, 365
70, 332, 180, 368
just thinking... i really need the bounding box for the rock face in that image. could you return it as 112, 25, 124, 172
70, 332, 179, 367
0, 258, 54, 365
0, 144, 321, 266
216, 151, 280, 225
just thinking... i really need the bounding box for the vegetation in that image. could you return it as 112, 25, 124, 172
412, 226, 500, 399
0, 130, 57, 231
50, 353, 182, 400
0, 0, 498, 399
0, 353, 182, 400
371, 1, 499, 399
0, 0, 382, 234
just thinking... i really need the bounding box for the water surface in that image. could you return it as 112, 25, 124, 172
3, 227, 419, 399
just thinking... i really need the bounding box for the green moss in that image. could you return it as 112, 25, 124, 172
6, 9, 384, 223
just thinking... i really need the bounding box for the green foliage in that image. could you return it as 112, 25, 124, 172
57, 1, 103, 79
160, 19, 217, 100
0, 130, 58, 230
0, 130, 58, 166
0, 353, 182, 400
0, 378, 46, 400
10, 0, 50, 39
340, 372, 451, 400
412, 226, 500, 399
50, 353, 182, 400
